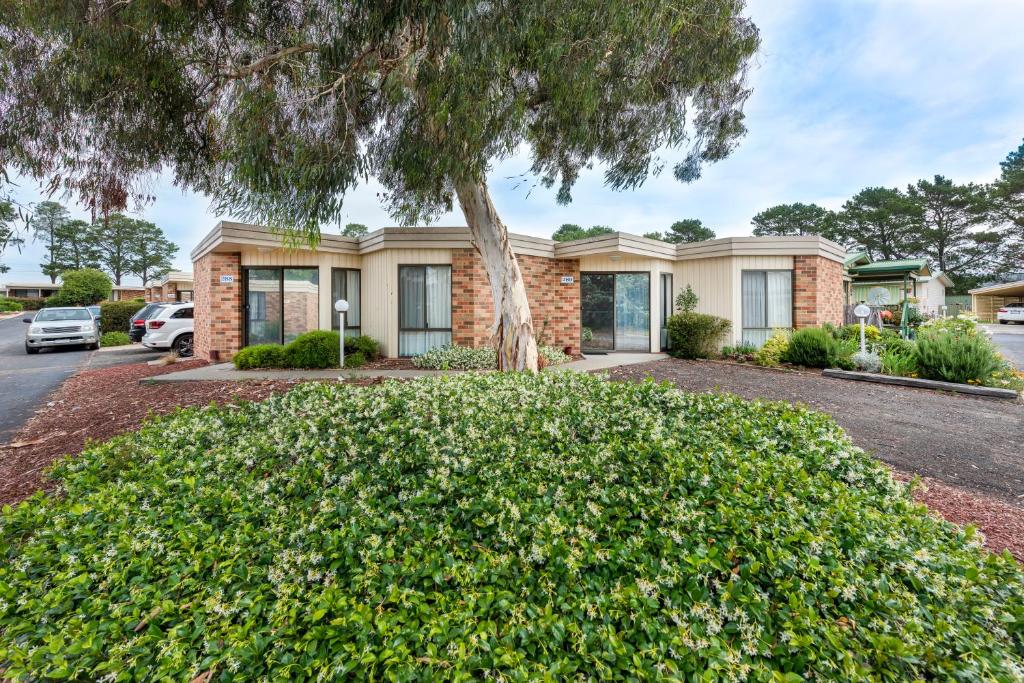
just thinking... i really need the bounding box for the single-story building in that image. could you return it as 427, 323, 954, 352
845, 253, 951, 316
145, 271, 194, 303
970, 279, 1024, 322
2, 281, 145, 302
189, 222, 847, 361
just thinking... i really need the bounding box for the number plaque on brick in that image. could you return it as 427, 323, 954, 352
219, 275, 234, 284
560, 275, 575, 285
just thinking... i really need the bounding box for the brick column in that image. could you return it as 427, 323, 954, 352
451, 249, 493, 347
194, 252, 242, 361
793, 255, 844, 328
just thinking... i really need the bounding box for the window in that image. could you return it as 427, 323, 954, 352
398, 265, 452, 356
171, 307, 193, 319
660, 273, 673, 351
244, 267, 319, 345
331, 268, 361, 336
741, 270, 792, 347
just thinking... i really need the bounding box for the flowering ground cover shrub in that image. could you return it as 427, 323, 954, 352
411, 344, 571, 370
2, 374, 1023, 680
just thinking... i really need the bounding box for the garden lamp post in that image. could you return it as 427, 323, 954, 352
334, 299, 349, 368
853, 303, 871, 354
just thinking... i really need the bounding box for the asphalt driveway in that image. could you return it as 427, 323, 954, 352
985, 322, 1024, 367
0, 315, 160, 444
607, 358, 1024, 507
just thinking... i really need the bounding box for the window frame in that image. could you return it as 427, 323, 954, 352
659, 272, 673, 351
242, 266, 320, 346
740, 269, 794, 346
579, 270, 652, 353
397, 264, 453, 357
330, 267, 362, 335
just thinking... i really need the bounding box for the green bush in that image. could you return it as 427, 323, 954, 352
720, 343, 757, 361
283, 330, 341, 368
45, 268, 112, 306
838, 323, 881, 343
915, 330, 1001, 384
1, 296, 45, 310
233, 344, 288, 370
666, 312, 731, 359
0, 297, 24, 312
412, 344, 572, 370
99, 299, 147, 334
99, 331, 131, 347
881, 346, 919, 377
782, 327, 839, 368
1, 374, 1021, 680
754, 331, 789, 367
344, 334, 382, 361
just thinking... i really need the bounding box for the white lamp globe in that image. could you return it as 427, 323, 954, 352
334, 299, 350, 313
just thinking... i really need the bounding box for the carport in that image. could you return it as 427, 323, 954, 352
970, 279, 1024, 322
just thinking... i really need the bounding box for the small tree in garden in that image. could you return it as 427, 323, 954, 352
48, 268, 112, 306
667, 286, 730, 359
0, 0, 759, 371
675, 284, 699, 313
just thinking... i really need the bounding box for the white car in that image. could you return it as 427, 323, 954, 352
24, 307, 100, 353
997, 302, 1024, 324
142, 302, 194, 356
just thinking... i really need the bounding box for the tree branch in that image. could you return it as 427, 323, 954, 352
222, 43, 316, 80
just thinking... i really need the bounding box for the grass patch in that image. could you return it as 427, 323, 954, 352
0, 374, 1021, 680
99, 331, 131, 347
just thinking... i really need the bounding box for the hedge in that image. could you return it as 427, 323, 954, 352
100, 299, 148, 335
666, 312, 731, 359
1, 296, 46, 311
0, 298, 24, 312
1, 373, 1020, 680
232, 332, 382, 370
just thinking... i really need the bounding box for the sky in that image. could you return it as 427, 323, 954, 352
4, 0, 1024, 286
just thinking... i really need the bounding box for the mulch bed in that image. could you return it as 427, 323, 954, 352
360, 357, 417, 370
0, 361, 334, 506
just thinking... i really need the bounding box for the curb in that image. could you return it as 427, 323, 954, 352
821, 368, 1019, 400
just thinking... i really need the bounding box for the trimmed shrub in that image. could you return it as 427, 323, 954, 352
754, 331, 789, 367
100, 299, 147, 334
99, 331, 131, 347
838, 323, 880, 343
782, 327, 839, 368
915, 330, 1001, 384
233, 344, 288, 370
3, 296, 46, 310
0, 297, 24, 312
345, 334, 382, 361
1, 374, 1021, 680
283, 330, 340, 369
45, 268, 112, 306
666, 312, 731, 359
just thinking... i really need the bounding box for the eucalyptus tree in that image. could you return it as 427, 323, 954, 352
0, 200, 24, 275
0, 0, 759, 370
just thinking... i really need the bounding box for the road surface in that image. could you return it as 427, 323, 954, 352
986, 323, 1024, 368
0, 314, 158, 444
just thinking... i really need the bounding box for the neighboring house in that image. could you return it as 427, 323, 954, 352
969, 279, 1024, 322
145, 271, 194, 303
2, 282, 62, 299
845, 253, 952, 316
110, 285, 146, 301
189, 222, 846, 361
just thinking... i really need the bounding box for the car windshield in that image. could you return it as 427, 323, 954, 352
35, 309, 91, 322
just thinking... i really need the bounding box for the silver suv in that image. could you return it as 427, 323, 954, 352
24, 307, 100, 354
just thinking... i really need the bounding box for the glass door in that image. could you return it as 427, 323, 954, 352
245, 268, 282, 345
614, 273, 650, 351
581, 273, 615, 352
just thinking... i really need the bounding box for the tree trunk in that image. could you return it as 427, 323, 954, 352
454, 178, 539, 372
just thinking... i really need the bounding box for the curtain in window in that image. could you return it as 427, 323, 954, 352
741, 270, 792, 348
399, 265, 452, 355
425, 266, 451, 329
331, 269, 361, 333
766, 271, 792, 328
399, 267, 425, 329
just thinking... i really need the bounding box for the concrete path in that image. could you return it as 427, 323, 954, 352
142, 352, 669, 383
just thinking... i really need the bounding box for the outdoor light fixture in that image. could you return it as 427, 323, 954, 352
334, 299, 349, 369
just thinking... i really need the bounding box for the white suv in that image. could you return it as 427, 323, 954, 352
997, 302, 1024, 324
142, 302, 194, 356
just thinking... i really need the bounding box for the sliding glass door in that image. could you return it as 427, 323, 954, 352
244, 267, 319, 345
398, 265, 452, 356
581, 272, 650, 352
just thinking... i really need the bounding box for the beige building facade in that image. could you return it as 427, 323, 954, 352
190, 222, 847, 361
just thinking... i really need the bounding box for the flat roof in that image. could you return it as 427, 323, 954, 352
969, 279, 1024, 297
191, 221, 847, 264
3, 282, 62, 288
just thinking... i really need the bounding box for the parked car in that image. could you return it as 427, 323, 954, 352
24, 307, 100, 354
141, 302, 194, 356
87, 305, 101, 331
128, 303, 165, 342
997, 302, 1024, 324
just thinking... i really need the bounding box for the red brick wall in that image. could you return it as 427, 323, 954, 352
794, 255, 844, 328
451, 249, 581, 355
194, 252, 242, 361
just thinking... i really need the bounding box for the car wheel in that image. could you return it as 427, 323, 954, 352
88, 342, 100, 350
175, 333, 194, 358
999, 319, 1008, 324
25, 345, 38, 354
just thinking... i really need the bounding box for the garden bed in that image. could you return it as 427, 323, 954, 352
822, 368, 1020, 399
1, 373, 1021, 680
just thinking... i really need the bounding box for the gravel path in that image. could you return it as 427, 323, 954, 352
607, 358, 1024, 506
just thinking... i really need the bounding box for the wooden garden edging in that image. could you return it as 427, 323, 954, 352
821, 368, 1019, 400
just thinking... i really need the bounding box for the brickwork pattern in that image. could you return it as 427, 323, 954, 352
793, 255, 844, 328
194, 252, 242, 361
451, 249, 581, 355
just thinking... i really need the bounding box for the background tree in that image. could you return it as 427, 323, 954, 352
0, 1, 759, 370
0, 200, 25, 275
130, 220, 178, 285
30, 201, 70, 283
47, 268, 111, 306
342, 223, 369, 238
834, 187, 923, 260
907, 175, 1003, 289
659, 219, 716, 244
751, 203, 837, 237
92, 213, 142, 285
54, 218, 100, 271
552, 224, 616, 242
990, 139, 1024, 235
